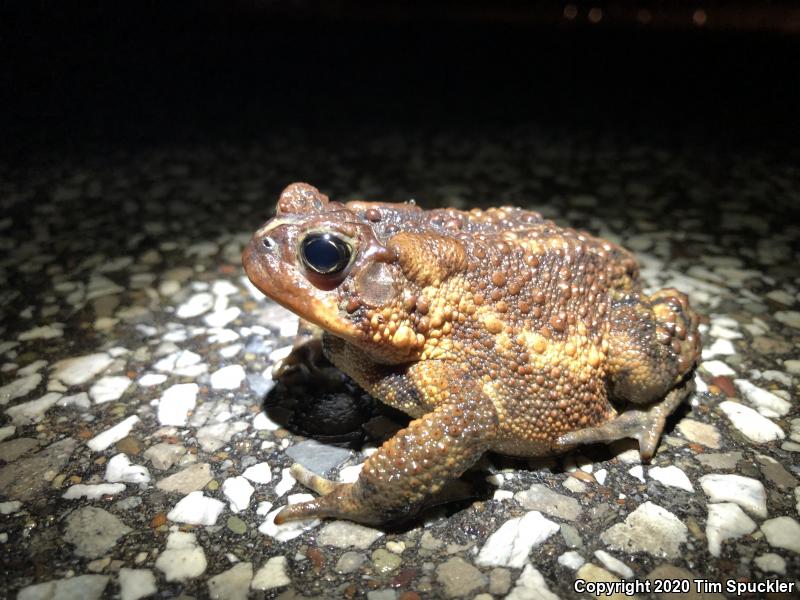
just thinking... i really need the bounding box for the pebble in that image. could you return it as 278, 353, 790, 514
252, 411, 280, 431
6, 392, 61, 425
706, 502, 757, 557
252, 556, 291, 590
699, 474, 767, 518
476, 510, 560, 568
0, 373, 42, 405
51, 353, 113, 386
760, 516, 800, 552
210, 364, 246, 390
701, 360, 736, 377
718, 401, 785, 443
89, 375, 132, 404
575, 564, 623, 599
557, 551, 585, 570
317, 521, 384, 549
754, 553, 786, 574
504, 564, 559, 599
102, 453, 150, 484
143, 442, 186, 470
435, 557, 487, 598
222, 476, 254, 513
207, 562, 253, 600
695, 451, 742, 470
205, 307, 242, 328
58, 391, 91, 409
274, 467, 296, 497
0, 500, 22, 514
153, 349, 207, 377
600, 502, 687, 559
784, 359, 800, 374
137, 373, 167, 387
733, 379, 791, 417
676, 418, 721, 448
285, 440, 353, 475
118, 568, 157, 600
648, 465, 694, 492
63, 483, 126, 500
155, 531, 207, 581
593, 550, 633, 578
513, 483, 582, 520
242, 462, 272, 484
157, 383, 199, 426
64, 506, 132, 558
627, 465, 645, 483
157, 463, 213, 493
0, 437, 77, 501
87, 415, 140, 451
0, 438, 39, 463
371, 548, 402, 574
17, 575, 109, 600
336, 551, 367, 574
774, 310, 800, 329
702, 338, 736, 358
176, 292, 215, 318
167, 491, 226, 526
18, 324, 64, 341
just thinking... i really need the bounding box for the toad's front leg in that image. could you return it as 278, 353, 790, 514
274, 389, 499, 525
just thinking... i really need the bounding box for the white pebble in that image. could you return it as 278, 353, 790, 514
176, 293, 214, 319
699, 474, 767, 518
476, 511, 560, 568
89, 376, 132, 404
706, 502, 757, 557
648, 465, 694, 492
593, 550, 633, 578
167, 491, 225, 526
87, 415, 140, 451
62, 483, 127, 500
719, 401, 785, 443
222, 476, 254, 513
137, 373, 167, 387
210, 365, 246, 390
701, 360, 736, 377
557, 551, 585, 570
251, 556, 290, 590
733, 379, 791, 418
118, 568, 157, 600
155, 531, 207, 581
157, 383, 199, 426
0, 373, 42, 406
761, 516, 800, 553
51, 353, 113, 386
105, 453, 151, 484
242, 463, 272, 484
5, 392, 61, 425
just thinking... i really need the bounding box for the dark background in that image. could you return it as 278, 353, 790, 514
2, 1, 799, 161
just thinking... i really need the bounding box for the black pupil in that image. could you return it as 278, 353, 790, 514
301, 233, 350, 274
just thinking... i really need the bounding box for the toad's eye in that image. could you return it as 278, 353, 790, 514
300, 233, 352, 275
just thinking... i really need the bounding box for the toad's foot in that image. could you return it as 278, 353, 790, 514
557, 377, 695, 462
275, 392, 499, 525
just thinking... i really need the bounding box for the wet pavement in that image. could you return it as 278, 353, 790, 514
1, 127, 798, 599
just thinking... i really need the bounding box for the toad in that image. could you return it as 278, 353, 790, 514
243, 183, 700, 525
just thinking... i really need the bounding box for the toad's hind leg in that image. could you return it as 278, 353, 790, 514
557, 377, 694, 461
558, 287, 700, 461
274, 389, 499, 525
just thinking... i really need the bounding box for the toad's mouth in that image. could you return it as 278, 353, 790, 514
242, 235, 362, 342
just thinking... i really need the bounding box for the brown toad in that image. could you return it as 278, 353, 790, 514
242, 183, 701, 525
